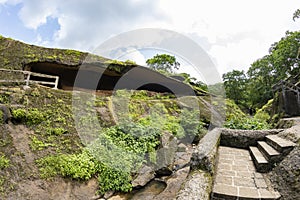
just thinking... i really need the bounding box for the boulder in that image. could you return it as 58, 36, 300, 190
173, 144, 193, 171
0, 104, 11, 123
191, 128, 221, 173
155, 132, 178, 176
132, 165, 155, 188
153, 166, 190, 200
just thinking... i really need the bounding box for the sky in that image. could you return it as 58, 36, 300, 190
0, 0, 299, 80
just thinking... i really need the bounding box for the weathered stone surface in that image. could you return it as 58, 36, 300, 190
220, 128, 283, 149
96, 106, 115, 125
177, 143, 187, 152
278, 120, 300, 143
191, 128, 221, 173
177, 170, 212, 200
104, 190, 115, 199
7, 178, 99, 200
128, 180, 166, 200
268, 146, 300, 200
153, 166, 190, 200
0, 104, 11, 123
212, 146, 281, 200
155, 132, 178, 176
132, 165, 155, 188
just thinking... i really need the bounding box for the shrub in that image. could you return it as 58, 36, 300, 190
36, 150, 97, 180
97, 163, 132, 195
224, 116, 270, 130
11, 108, 27, 122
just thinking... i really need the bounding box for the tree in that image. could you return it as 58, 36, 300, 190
247, 55, 275, 109
146, 54, 180, 74
293, 9, 300, 21
222, 70, 247, 106
245, 31, 300, 110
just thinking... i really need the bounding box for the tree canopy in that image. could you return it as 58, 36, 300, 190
146, 54, 180, 74
293, 9, 300, 21
223, 31, 300, 112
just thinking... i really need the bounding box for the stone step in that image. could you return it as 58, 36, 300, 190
212, 185, 281, 200
265, 135, 296, 154
212, 146, 281, 200
257, 141, 280, 163
249, 146, 270, 173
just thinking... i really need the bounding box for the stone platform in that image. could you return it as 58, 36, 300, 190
212, 146, 280, 200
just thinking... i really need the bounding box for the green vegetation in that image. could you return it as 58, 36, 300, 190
0, 155, 10, 169
0, 110, 3, 124
224, 99, 270, 130
2, 29, 292, 197
146, 54, 180, 73
12, 108, 46, 125
27, 87, 208, 195
36, 150, 97, 180
223, 30, 300, 114
224, 116, 270, 130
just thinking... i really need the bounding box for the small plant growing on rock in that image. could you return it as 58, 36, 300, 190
0, 155, 10, 169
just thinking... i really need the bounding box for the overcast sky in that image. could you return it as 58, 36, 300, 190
0, 0, 299, 78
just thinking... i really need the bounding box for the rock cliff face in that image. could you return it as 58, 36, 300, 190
267, 118, 300, 200
1, 35, 201, 96
24, 61, 195, 95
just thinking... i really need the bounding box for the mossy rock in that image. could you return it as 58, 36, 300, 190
0, 105, 11, 123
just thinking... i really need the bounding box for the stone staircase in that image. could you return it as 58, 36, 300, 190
249, 134, 296, 173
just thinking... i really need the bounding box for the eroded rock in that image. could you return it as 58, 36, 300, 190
0, 104, 11, 123
155, 132, 178, 176
177, 170, 212, 200
268, 126, 300, 200
132, 165, 155, 188
191, 128, 221, 173
154, 166, 190, 200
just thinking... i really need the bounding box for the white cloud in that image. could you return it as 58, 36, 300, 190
111, 47, 146, 66
0, 0, 21, 4
13, 0, 300, 75
18, 0, 59, 29
155, 0, 300, 74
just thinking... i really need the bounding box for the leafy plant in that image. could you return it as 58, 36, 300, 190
36, 150, 97, 180
30, 136, 55, 151
97, 163, 132, 195
12, 108, 45, 125
46, 127, 67, 136
224, 116, 270, 130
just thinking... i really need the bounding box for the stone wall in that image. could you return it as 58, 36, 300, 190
220, 128, 284, 149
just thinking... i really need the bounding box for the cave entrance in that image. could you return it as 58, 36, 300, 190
24, 61, 193, 96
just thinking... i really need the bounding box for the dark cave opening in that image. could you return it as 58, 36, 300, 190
24, 61, 193, 95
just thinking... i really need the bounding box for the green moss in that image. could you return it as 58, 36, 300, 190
0, 111, 3, 124
30, 136, 55, 151
0, 155, 10, 169
11, 108, 45, 125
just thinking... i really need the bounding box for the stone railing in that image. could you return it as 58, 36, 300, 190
0, 68, 59, 89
